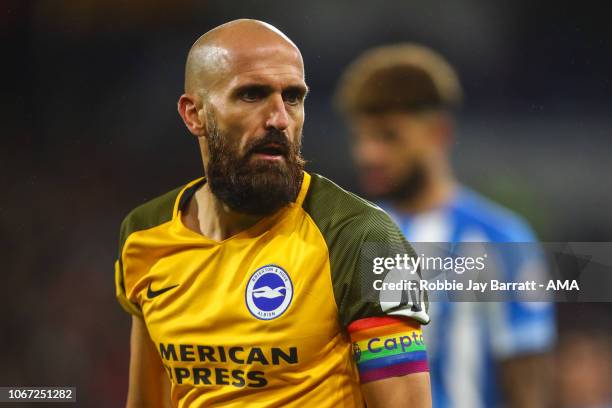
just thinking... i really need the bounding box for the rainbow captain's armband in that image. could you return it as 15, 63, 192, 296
348, 316, 428, 383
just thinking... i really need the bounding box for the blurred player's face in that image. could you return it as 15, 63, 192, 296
349, 112, 447, 202
203, 43, 307, 215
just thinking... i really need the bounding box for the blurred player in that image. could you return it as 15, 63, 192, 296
335, 44, 556, 408
115, 20, 431, 407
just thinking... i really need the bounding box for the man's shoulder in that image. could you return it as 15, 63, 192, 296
304, 173, 387, 222
303, 173, 399, 239
118, 182, 191, 250
452, 187, 537, 242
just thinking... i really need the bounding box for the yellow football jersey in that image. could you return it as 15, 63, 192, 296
115, 172, 429, 407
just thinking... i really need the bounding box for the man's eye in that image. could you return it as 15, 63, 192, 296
283, 91, 302, 105
241, 89, 262, 102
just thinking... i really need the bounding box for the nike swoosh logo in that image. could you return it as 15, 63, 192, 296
147, 282, 179, 299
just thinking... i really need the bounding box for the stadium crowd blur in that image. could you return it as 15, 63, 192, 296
2, 1, 611, 406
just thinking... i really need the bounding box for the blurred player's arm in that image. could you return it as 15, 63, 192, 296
127, 316, 171, 408
361, 372, 432, 408
499, 354, 553, 408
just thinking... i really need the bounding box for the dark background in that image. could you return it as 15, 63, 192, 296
2, 1, 611, 406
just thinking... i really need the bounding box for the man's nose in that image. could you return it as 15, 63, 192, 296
354, 138, 385, 165
264, 94, 289, 131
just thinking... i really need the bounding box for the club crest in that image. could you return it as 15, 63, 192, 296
245, 265, 293, 320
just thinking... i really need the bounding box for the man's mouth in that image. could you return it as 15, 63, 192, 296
360, 168, 390, 189
250, 142, 288, 160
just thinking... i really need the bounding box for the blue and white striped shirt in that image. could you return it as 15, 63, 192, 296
380, 186, 556, 408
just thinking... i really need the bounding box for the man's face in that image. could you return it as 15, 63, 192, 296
202, 44, 308, 215
349, 112, 442, 202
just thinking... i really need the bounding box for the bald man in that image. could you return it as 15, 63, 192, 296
115, 20, 431, 407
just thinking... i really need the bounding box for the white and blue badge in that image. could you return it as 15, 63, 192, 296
245, 265, 293, 320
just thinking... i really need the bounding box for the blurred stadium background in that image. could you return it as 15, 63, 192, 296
2, 1, 611, 406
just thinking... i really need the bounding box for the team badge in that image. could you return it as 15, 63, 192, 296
245, 264, 293, 320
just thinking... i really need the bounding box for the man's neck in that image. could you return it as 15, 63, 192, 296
391, 175, 456, 215
182, 184, 263, 241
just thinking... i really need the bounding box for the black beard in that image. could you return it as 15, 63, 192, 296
205, 120, 305, 216
378, 161, 428, 204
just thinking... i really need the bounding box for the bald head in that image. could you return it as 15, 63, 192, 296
184, 19, 303, 95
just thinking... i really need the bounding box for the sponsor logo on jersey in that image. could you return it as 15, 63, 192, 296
245, 265, 293, 320
158, 342, 298, 388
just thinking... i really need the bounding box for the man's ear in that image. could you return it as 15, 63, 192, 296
178, 94, 207, 137
432, 111, 454, 150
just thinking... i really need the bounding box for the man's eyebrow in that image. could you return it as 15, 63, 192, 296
283, 84, 309, 98
232, 83, 274, 95
232, 82, 309, 97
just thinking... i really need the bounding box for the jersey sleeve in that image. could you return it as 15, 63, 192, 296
115, 259, 143, 317
115, 216, 144, 317
113, 184, 185, 318
335, 210, 430, 382
332, 208, 430, 328
301, 174, 430, 383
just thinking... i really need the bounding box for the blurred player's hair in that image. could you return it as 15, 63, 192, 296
334, 43, 463, 115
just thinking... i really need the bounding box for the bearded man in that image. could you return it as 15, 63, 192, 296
114, 19, 431, 408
